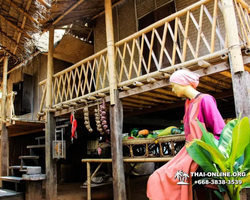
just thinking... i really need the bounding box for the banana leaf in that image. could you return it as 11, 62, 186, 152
186, 141, 217, 173
196, 119, 220, 152
240, 172, 250, 190
214, 190, 224, 200
228, 117, 250, 167
242, 143, 250, 172
194, 140, 227, 172
218, 119, 238, 158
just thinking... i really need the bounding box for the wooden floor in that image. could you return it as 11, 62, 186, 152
42, 175, 149, 200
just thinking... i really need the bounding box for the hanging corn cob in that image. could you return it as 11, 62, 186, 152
83, 104, 93, 133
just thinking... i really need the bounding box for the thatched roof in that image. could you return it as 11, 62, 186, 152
41, 0, 122, 39
0, 0, 49, 60
0, 0, 50, 83
0, 0, 122, 82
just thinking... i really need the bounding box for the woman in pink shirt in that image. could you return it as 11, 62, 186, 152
147, 70, 225, 200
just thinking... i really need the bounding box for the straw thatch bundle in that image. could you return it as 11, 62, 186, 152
0, 0, 50, 60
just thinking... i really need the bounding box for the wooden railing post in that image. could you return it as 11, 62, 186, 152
0, 55, 9, 184
45, 27, 57, 200
221, 0, 250, 118
105, 1, 127, 200
221, 0, 244, 73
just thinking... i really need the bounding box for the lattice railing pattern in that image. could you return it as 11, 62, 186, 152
234, 0, 250, 46
52, 49, 109, 106
37, 0, 250, 109
115, 0, 227, 86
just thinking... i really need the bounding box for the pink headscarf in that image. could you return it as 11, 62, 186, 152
169, 70, 200, 88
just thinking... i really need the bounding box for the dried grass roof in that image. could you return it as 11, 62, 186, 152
0, 0, 50, 82
41, 0, 122, 39
0, 0, 49, 59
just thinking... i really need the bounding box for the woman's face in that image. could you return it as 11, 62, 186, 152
171, 83, 185, 97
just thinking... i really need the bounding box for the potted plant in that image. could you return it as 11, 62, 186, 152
186, 116, 250, 200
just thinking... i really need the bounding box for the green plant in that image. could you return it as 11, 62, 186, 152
186, 117, 250, 200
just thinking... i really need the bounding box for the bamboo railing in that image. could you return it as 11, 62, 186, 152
0, 92, 17, 121
38, 0, 250, 111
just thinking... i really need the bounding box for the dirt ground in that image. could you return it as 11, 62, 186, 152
43, 175, 149, 200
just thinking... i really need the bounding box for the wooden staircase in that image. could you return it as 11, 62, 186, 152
0, 137, 46, 199
0, 120, 69, 199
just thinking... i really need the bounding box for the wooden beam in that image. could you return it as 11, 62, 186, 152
0, 14, 32, 39
91, 0, 126, 20
105, 0, 126, 199
9, 128, 44, 137
7, 51, 41, 74
0, 56, 9, 185
124, 89, 234, 117
46, 27, 54, 108
42, 0, 84, 34
5, 0, 39, 24
0, 45, 18, 60
0, 56, 4, 63
13, 0, 33, 55
106, 61, 230, 101
45, 27, 57, 200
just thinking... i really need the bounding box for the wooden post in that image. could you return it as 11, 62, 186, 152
105, 0, 127, 199
45, 27, 57, 200
87, 162, 91, 200
105, 0, 117, 105
0, 56, 9, 184
109, 91, 126, 200
221, 0, 250, 118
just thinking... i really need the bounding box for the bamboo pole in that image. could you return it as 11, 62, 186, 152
236, 0, 250, 13
198, 60, 211, 68
87, 162, 91, 200
235, 1, 250, 46
13, 0, 33, 56
0, 56, 4, 63
221, 0, 244, 72
0, 56, 9, 181
196, 5, 204, 57
1, 56, 8, 121
0, 45, 18, 60
46, 27, 54, 108
105, 0, 117, 105
82, 157, 173, 163
159, 23, 168, 68
8, 51, 41, 74
91, 0, 126, 20
211, 0, 218, 53
42, 0, 84, 34
182, 11, 190, 61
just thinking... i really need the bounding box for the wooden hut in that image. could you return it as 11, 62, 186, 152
0, 0, 250, 199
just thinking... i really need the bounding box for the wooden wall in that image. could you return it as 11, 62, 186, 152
7, 54, 72, 120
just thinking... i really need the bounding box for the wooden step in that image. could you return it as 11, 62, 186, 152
0, 189, 24, 199
0, 176, 23, 183
9, 166, 29, 170
26, 144, 45, 149
18, 156, 39, 159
